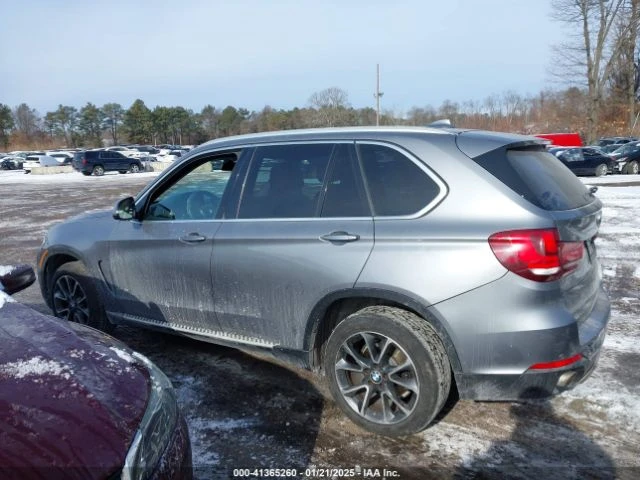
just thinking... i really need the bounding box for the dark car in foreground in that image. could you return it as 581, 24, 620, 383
38, 127, 609, 436
548, 147, 617, 176
0, 265, 191, 480
72, 150, 144, 176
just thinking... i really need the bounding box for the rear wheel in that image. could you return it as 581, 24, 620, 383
594, 163, 607, 177
50, 261, 114, 332
129, 163, 140, 173
323, 306, 451, 436
92, 165, 105, 176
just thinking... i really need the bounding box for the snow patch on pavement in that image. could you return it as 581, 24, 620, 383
0, 291, 14, 308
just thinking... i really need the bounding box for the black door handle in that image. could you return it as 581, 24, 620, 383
320, 231, 360, 243
179, 232, 206, 243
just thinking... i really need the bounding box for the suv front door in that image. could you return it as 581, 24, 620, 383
212, 142, 374, 349
104, 151, 243, 334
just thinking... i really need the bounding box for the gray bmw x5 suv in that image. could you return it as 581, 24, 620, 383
38, 127, 609, 436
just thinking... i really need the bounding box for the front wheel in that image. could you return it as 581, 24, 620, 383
323, 306, 451, 436
129, 163, 140, 173
50, 261, 114, 332
594, 163, 608, 177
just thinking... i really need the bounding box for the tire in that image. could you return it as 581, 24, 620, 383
92, 165, 105, 176
129, 163, 140, 174
594, 163, 607, 177
625, 161, 639, 175
50, 261, 114, 333
323, 306, 451, 436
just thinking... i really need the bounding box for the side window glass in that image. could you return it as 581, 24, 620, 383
321, 144, 370, 217
565, 149, 582, 162
358, 143, 440, 217
238, 144, 332, 219
145, 154, 237, 221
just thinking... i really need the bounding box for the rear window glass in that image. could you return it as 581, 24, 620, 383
473, 148, 593, 211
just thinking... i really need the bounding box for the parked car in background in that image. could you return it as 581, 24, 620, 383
162, 149, 187, 162
548, 146, 617, 176
131, 145, 161, 155
23, 154, 62, 173
600, 144, 622, 154
39, 127, 609, 436
607, 142, 640, 174
72, 150, 144, 176
46, 151, 74, 165
0, 156, 22, 170
105, 146, 146, 159
0, 264, 192, 480
597, 136, 638, 147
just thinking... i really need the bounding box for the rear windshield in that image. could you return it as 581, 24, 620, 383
472, 147, 593, 211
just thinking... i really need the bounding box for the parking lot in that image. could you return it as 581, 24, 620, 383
1, 169, 639, 479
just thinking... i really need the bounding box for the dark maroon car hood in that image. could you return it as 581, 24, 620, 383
0, 299, 149, 480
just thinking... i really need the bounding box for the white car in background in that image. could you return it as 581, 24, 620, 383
105, 146, 146, 159
23, 155, 61, 173
45, 151, 74, 165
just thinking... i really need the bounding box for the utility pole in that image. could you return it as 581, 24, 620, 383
374, 64, 384, 126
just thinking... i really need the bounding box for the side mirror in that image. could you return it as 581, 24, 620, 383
113, 196, 137, 220
0, 265, 36, 296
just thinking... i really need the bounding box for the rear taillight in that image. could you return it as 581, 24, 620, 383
488, 228, 584, 282
82, 157, 87, 165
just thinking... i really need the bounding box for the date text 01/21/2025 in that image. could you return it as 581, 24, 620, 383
232, 467, 401, 478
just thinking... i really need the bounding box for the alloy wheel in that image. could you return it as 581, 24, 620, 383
52, 275, 90, 324
334, 331, 419, 425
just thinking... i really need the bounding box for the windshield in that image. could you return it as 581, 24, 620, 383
612, 143, 640, 155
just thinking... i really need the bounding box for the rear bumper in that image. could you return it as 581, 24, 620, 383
454, 287, 610, 401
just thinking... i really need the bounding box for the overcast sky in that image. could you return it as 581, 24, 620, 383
0, 0, 564, 115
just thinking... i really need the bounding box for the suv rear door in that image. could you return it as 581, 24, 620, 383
211, 142, 374, 348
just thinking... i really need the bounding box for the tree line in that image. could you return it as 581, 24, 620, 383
1, 0, 639, 150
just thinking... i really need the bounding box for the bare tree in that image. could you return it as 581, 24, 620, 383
13, 103, 40, 141
550, 0, 635, 142
308, 87, 351, 127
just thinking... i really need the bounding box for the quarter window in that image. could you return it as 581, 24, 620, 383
358, 143, 440, 216
238, 144, 332, 219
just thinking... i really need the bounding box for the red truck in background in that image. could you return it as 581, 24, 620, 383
534, 132, 584, 147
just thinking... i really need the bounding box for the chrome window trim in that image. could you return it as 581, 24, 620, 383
136, 139, 448, 222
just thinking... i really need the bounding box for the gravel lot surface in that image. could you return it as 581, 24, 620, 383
1, 170, 638, 479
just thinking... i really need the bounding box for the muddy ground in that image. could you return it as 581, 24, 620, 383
1, 170, 638, 480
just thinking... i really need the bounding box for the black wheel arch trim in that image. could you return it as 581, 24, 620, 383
304, 287, 463, 374
39, 247, 93, 306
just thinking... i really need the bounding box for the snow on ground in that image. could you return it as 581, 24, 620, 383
0, 171, 638, 478
0, 169, 160, 185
